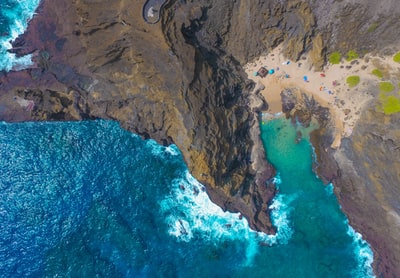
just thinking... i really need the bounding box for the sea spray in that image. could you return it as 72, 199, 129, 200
347, 224, 375, 278
160, 170, 295, 266
0, 118, 377, 277
0, 0, 41, 71
260, 117, 375, 277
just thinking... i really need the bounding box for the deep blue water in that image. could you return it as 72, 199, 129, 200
0, 119, 374, 277
0, 2, 375, 277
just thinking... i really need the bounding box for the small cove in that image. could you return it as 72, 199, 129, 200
0, 119, 374, 277
0, 1, 375, 275
257, 115, 374, 277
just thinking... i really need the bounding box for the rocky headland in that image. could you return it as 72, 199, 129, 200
1, 0, 400, 276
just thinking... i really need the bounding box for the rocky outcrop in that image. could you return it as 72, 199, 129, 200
332, 108, 400, 276
0, 0, 282, 233
0, 0, 325, 233
280, 89, 340, 182
281, 87, 400, 276
1, 0, 400, 276
309, 0, 400, 56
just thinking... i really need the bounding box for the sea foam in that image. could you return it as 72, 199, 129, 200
0, 0, 41, 71
346, 224, 375, 278
159, 168, 294, 266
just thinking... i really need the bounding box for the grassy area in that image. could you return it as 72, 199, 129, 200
379, 81, 395, 93
379, 93, 400, 114
393, 52, 400, 63
345, 50, 359, 61
371, 69, 383, 79
328, 52, 341, 64
346, 75, 360, 87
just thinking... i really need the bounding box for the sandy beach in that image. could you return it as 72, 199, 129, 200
244, 45, 400, 148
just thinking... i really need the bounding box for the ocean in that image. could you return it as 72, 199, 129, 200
0, 1, 375, 277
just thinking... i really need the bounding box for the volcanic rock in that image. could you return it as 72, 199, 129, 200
1, 0, 400, 276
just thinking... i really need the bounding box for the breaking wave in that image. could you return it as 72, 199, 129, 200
160, 170, 294, 266
0, 0, 41, 71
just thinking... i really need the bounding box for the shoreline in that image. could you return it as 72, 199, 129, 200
1, 0, 399, 275
245, 45, 400, 276
244, 45, 399, 148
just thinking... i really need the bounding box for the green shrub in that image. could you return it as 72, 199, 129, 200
346, 76, 360, 87
379, 81, 395, 93
371, 69, 383, 79
379, 93, 400, 115
367, 22, 379, 33
345, 50, 359, 61
328, 52, 341, 64
393, 52, 400, 63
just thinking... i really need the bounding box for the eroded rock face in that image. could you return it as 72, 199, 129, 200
280, 88, 400, 276
0, 0, 325, 234
309, 0, 400, 55
333, 108, 400, 276
1, 0, 400, 276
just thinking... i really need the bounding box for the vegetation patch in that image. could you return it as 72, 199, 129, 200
379, 93, 400, 115
346, 75, 360, 87
328, 52, 341, 64
379, 81, 395, 93
367, 22, 379, 33
393, 52, 400, 63
345, 50, 359, 61
371, 69, 383, 79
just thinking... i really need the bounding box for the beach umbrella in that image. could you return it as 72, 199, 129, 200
303, 75, 308, 82
253, 72, 258, 76
268, 69, 275, 74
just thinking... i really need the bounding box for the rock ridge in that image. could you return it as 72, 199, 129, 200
1, 0, 400, 276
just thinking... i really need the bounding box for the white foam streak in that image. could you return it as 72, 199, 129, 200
325, 183, 334, 196
165, 145, 179, 156
269, 193, 295, 245
147, 140, 180, 157
0, 0, 41, 71
346, 224, 375, 277
160, 171, 294, 266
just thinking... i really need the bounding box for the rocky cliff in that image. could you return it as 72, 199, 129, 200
1, 0, 400, 276
332, 109, 400, 277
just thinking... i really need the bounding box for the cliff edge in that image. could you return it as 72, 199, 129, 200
1, 0, 400, 276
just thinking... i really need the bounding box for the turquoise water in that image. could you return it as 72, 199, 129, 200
0, 119, 374, 277
0, 0, 40, 71
258, 116, 374, 277
0, 2, 375, 277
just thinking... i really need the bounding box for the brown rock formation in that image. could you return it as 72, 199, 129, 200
281, 86, 400, 276
1, 0, 400, 276
0, 0, 327, 234
332, 108, 400, 276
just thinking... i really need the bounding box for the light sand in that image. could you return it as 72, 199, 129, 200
244, 45, 400, 148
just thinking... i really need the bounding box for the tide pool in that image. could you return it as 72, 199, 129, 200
0, 119, 374, 277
